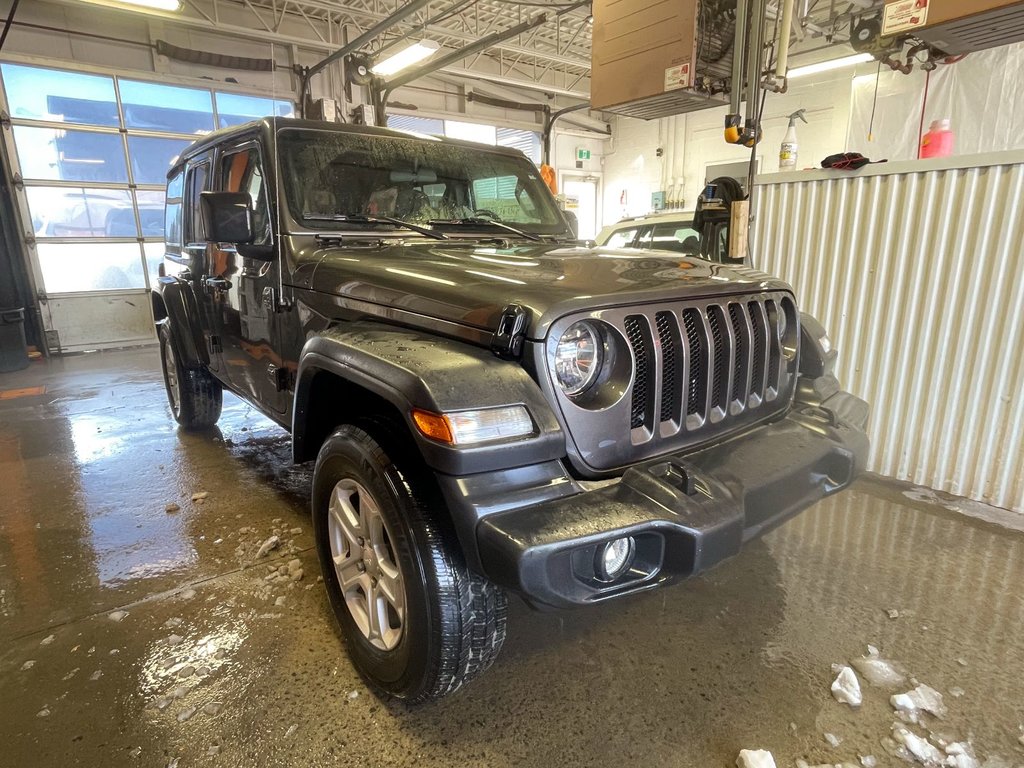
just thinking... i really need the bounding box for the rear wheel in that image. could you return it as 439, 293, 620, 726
158, 323, 222, 430
313, 423, 507, 702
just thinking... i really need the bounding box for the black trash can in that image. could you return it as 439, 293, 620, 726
0, 307, 30, 373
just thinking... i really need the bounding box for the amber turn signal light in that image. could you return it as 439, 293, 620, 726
411, 409, 454, 444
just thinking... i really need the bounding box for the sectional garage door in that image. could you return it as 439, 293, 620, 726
0, 61, 292, 352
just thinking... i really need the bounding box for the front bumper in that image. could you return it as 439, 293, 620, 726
474, 390, 869, 608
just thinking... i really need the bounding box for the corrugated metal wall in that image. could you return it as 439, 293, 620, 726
752, 152, 1024, 513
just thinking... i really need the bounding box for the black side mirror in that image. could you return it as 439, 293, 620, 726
201, 191, 254, 244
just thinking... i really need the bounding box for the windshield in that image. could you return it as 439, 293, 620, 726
278, 128, 566, 235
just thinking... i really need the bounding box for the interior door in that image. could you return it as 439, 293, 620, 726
206, 141, 285, 414
561, 175, 600, 241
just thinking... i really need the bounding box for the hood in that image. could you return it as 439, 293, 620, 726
292, 239, 791, 341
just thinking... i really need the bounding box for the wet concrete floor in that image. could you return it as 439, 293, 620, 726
1, 347, 1023, 767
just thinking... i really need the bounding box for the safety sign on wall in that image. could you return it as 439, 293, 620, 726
882, 0, 929, 35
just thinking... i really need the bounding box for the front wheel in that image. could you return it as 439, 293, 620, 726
158, 323, 222, 431
313, 424, 507, 702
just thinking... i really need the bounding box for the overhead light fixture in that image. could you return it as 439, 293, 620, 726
372, 40, 441, 77
788, 52, 873, 78
80, 0, 182, 10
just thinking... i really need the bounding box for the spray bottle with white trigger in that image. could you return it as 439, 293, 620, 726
779, 109, 807, 171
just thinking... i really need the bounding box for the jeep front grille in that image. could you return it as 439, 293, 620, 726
623, 295, 796, 439
544, 291, 799, 473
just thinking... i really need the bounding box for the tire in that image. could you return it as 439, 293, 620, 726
313, 423, 507, 702
158, 323, 223, 431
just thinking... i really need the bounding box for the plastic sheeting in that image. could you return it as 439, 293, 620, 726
848, 42, 1024, 162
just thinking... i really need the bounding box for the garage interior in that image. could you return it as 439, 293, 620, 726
0, 0, 1023, 766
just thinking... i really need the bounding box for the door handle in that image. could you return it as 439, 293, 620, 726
205, 276, 232, 291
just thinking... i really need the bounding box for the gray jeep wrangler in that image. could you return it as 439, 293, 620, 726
154, 117, 869, 702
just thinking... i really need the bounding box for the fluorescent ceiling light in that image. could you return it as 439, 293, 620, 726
80, 0, 182, 9
372, 41, 441, 77
788, 53, 873, 78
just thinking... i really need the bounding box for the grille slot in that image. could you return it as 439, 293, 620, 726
765, 299, 781, 394
728, 303, 749, 404
748, 300, 767, 399
655, 311, 681, 424
707, 306, 727, 411
624, 315, 652, 430
682, 308, 706, 418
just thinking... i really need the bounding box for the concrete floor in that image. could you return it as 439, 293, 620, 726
2, 348, 1023, 768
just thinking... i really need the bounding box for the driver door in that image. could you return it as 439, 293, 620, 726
204, 139, 287, 414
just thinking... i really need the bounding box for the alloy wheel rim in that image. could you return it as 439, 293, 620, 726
327, 478, 406, 651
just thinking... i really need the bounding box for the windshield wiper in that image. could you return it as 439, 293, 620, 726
303, 213, 448, 240
426, 217, 541, 242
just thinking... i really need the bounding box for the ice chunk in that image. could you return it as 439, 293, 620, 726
735, 749, 776, 768
20, 660, 35, 671
890, 684, 947, 720
40, 634, 55, 646
859, 756, 877, 768
852, 652, 907, 688
824, 732, 842, 748
202, 702, 222, 716
285, 724, 297, 738
256, 536, 280, 558
166, 634, 184, 647
892, 724, 944, 765
108, 610, 128, 622
191, 491, 209, 502
950, 687, 965, 698
831, 666, 863, 707
945, 742, 980, 768
887, 609, 900, 619
176, 706, 197, 723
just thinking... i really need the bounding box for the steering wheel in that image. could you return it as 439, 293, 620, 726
473, 209, 502, 221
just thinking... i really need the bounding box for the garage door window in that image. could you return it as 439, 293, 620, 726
119, 80, 215, 134
0, 63, 119, 126
0, 61, 293, 296
13, 126, 128, 183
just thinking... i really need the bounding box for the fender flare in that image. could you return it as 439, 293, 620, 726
154, 276, 208, 368
292, 323, 565, 476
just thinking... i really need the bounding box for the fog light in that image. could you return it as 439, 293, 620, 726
595, 536, 635, 581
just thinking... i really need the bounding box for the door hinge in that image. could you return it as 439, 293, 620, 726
490, 303, 529, 359
261, 286, 293, 313
208, 335, 222, 354
268, 363, 294, 392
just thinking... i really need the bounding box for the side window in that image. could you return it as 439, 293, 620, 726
219, 146, 269, 244
164, 169, 184, 248
184, 161, 209, 245
651, 223, 701, 254
636, 226, 654, 248
605, 226, 639, 248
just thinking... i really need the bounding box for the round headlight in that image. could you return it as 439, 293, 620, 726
555, 321, 603, 396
